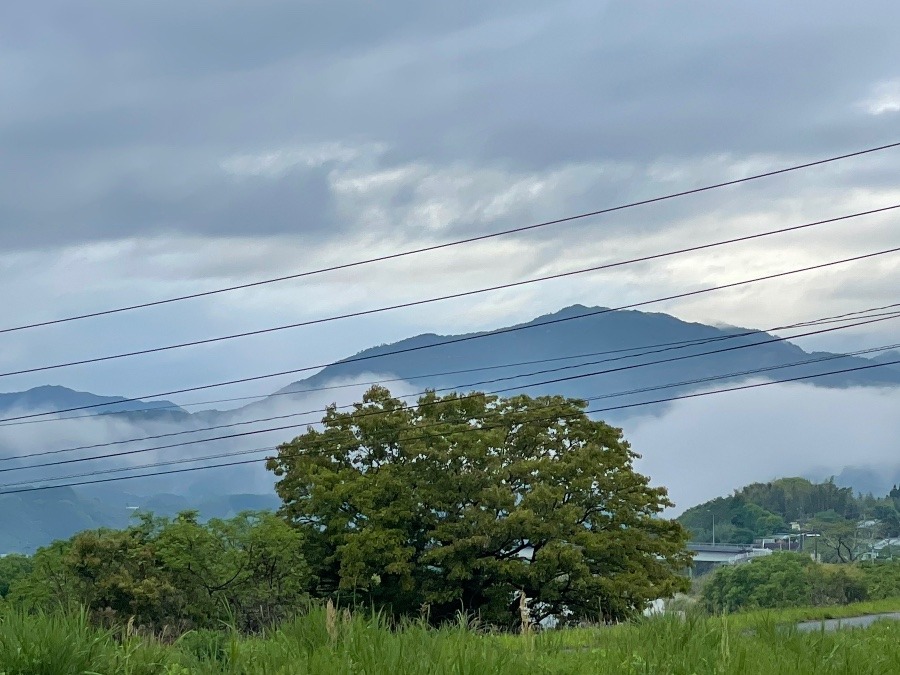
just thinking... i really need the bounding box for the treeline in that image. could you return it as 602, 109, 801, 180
0, 511, 307, 632
702, 552, 900, 613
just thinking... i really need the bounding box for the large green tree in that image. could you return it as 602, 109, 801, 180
267, 386, 690, 626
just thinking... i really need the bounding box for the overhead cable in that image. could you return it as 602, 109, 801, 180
4, 141, 898, 335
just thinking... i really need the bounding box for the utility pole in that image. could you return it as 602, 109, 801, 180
871, 520, 877, 565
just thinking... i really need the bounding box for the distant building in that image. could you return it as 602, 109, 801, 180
755, 533, 802, 551
872, 538, 900, 559
687, 543, 772, 577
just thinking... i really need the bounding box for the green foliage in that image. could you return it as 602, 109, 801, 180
858, 560, 900, 600
678, 495, 787, 544
702, 553, 871, 612
740, 477, 858, 522
0, 489, 281, 555
0, 555, 32, 598
678, 494, 786, 544
702, 553, 814, 612
268, 386, 691, 626
0, 608, 171, 674
807, 517, 863, 563
8, 511, 309, 632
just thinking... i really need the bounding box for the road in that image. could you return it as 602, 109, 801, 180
795, 612, 900, 633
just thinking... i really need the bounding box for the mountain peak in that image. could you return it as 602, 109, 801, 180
0, 384, 186, 417
266, 305, 900, 417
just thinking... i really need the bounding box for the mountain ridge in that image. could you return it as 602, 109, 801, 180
263, 305, 900, 419
4, 306, 897, 423
0, 385, 186, 418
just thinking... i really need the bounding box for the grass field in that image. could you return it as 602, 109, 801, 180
2, 602, 900, 674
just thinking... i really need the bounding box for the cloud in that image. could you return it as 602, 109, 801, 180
627, 382, 900, 515
220, 142, 387, 178
859, 80, 900, 116
3, 1, 900, 251
0, 373, 425, 498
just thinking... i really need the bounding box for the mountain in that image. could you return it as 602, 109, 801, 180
678, 477, 900, 549
0, 385, 187, 419
866, 350, 900, 375
8, 307, 897, 429
262, 305, 900, 423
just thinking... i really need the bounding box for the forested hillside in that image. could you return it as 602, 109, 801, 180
680, 478, 900, 562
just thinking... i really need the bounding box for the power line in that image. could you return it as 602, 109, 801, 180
4, 302, 895, 461
4, 341, 897, 490
4, 204, 895, 382
5, 141, 899, 336
582, 343, 899, 403
4, 356, 898, 496
8, 301, 899, 430
6, 312, 897, 475
2, 244, 897, 425
587, 357, 900, 415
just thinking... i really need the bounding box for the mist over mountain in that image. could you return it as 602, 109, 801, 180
266, 305, 900, 421
0, 304, 897, 552
0, 385, 186, 419
867, 350, 900, 375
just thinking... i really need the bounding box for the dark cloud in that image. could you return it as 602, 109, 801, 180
1, 0, 899, 251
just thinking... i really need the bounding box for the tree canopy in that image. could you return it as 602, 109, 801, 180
267, 386, 690, 626
9, 511, 308, 632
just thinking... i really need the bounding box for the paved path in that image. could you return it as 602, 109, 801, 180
795, 612, 900, 632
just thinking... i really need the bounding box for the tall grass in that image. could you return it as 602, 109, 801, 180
1, 603, 900, 673
0, 608, 170, 675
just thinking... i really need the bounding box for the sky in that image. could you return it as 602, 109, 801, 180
1, 2, 899, 503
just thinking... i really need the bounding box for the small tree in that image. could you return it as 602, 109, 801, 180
810, 518, 863, 564
267, 386, 690, 626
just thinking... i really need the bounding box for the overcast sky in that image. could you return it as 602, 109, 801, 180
1, 0, 899, 412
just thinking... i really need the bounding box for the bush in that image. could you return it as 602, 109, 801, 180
702, 553, 813, 612
859, 560, 900, 600
7, 511, 310, 633
701, 553, 873, 613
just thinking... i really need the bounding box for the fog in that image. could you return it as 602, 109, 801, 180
0, 374, 424, 498
1, 376, 897, 519
627, 381, 900, 515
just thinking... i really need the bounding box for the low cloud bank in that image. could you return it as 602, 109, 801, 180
625, 382, 900, 514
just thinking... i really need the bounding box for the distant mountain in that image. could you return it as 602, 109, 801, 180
0, 486, 280, 554
262, 305, 900, 423
0, 385, 186, 419
7, 307, 898, 428
830, 464, 900, 498
866, 350, 900, 375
